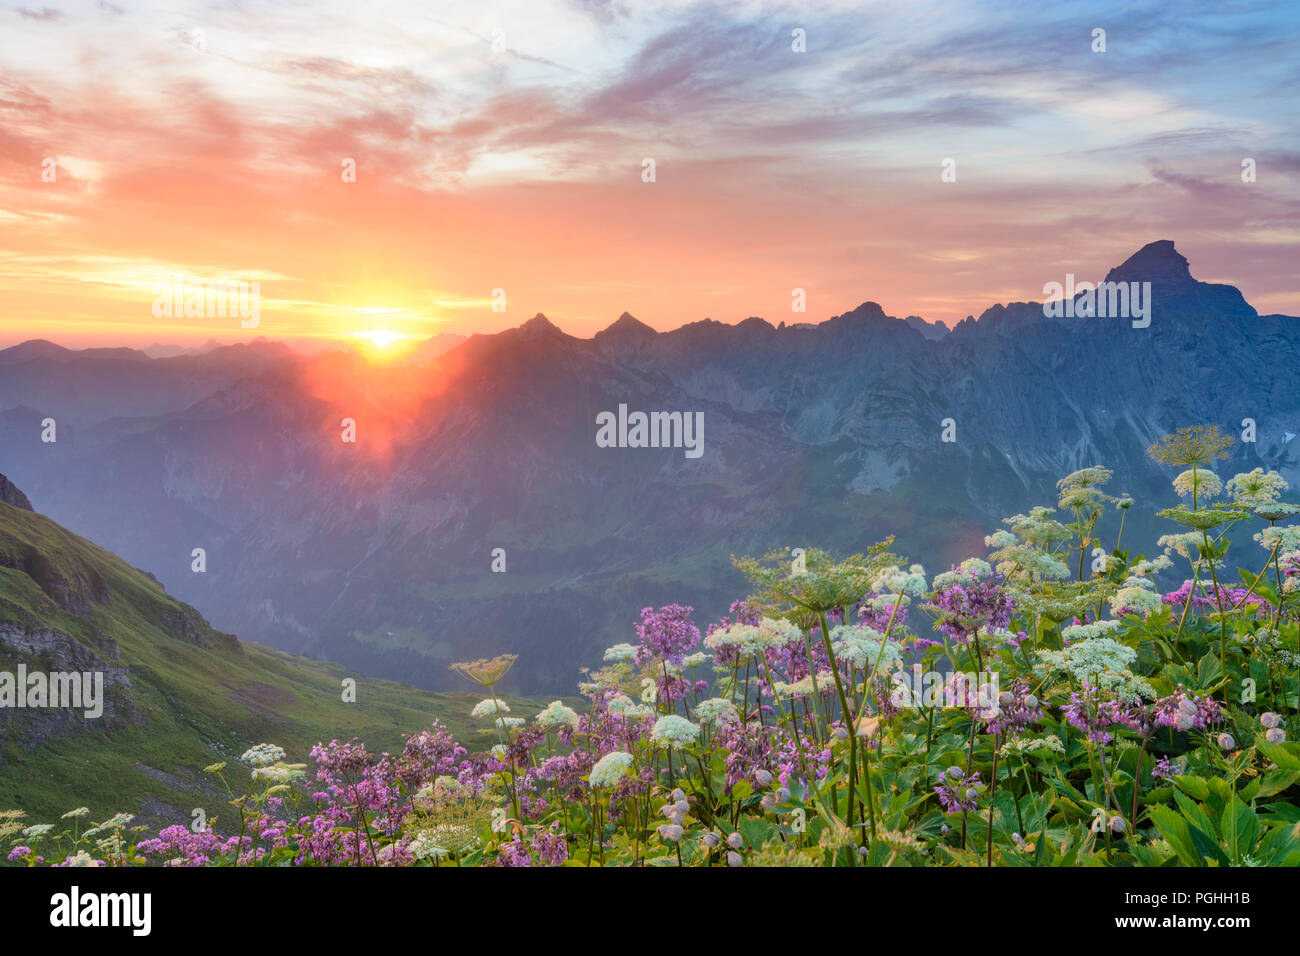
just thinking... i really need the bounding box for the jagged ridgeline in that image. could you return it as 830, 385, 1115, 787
1, 241, 1297, 696
0, 474, 531, 826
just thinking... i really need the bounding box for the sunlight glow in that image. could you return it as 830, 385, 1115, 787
352, 329, 409, 348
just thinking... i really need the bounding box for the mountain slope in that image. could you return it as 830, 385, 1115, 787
0, 476, 533, 826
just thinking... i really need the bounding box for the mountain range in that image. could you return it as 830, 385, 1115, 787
1, 240, 1296, 694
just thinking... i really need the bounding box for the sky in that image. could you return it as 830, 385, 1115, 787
1, 0, 1298, 349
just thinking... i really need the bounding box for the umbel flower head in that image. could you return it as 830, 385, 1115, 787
704, 616, 799, 658
589, 750, 634, 788
240, 743, 286, 768
535, 700, 580, 729
1156, 505, 1248, 532
1172, 469, 1222, 500
734, 542, 898, 615
650, 714, 700, 748
471, 698, 510, 719
450, 654, 518, 689
1227, 468, 1288, 508
1146, 425, 1233, 467
1057, 466, 1114, 511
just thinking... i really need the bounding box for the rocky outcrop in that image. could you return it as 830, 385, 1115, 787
0, 473, 32, 512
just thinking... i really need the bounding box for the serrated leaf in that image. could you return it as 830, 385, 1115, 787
1147, 804, 1205, 867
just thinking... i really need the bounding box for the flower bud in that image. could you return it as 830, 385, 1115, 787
1217, 732, 1236, 750
674, 799, 690, 815
671, 788, 686, 802
833, 726, 849, 740
727, 831, 744, 850
1023, 694, 1039, 710
1109, 816, 1127, 834
998, 691, 1014, 708
726, 850, 743, 867
776, 787, 790, 803
1260, 712, 1282, 729
1178, 697, 1198, 716
754, 769, 773, 787
657, 824, 683, 842
702, 831, 720, 848
1174, 713, 1195, 731
1265, 727, 1287, 744
760, 794, 776, 813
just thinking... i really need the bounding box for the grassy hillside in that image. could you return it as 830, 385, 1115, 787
0, 497, 536, 827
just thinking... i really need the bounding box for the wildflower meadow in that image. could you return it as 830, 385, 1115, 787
7, 427, 1299, 868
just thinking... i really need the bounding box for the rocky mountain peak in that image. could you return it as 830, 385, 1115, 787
1102, 240, 1256, 318
594, 311, 658, 354
519, 313, 558, 337
1105, 240, 1192, 288
0, 473, 33, 511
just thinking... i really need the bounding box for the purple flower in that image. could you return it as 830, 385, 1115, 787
634, 604, 701, 667
1062, 684, 1123, 744
1151, 756, 1181, 781
934, 767, 983, 813
928, 572, 1013, 645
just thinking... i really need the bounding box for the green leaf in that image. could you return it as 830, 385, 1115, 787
1147, 805, 1204, 867
1173, 775, 1210, 801
1259, 741, 1300, 771
1254, 770, 1298, 798
1186, 822, 1231, 867
1220, 797, 1259, 863
1172, 788, 1219, 841
1195, 652, 1222, 687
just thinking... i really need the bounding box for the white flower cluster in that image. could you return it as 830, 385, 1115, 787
1283, 551, 1300, 594
1172, 469, 1222, 500
1256, 526, 1300, 554
650, 715, 700, 747
1157, 533, 1201, 560
829, 624, 902, 671
1128, 555, 1172, 577
1226, 468, 1288, 507
932, 558, 993, 589
602, 643, 638, 663
240, 743, 286, 767
774, 670, 834, 699
1060, 619, 1123, 642
872, 564, 928, 597
1037, 637, 1153, 701
607, 694, 653, 720
1003, 507, 1072, 548
407, 829, 451, 861
694, 697, 739, 727
535, 700, 580, 729
984, 530, 1017, 549
1111, 586, 1163, 619
704, 616, 800, 658
990, 545, 1071, 582
252, 764, 303, 783
470, 698, 510, 719
589, 750, 634, 788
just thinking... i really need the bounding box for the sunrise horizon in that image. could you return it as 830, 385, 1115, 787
3, 2, 1297, 353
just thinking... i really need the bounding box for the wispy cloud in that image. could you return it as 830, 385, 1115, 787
0, 0, 1296, 347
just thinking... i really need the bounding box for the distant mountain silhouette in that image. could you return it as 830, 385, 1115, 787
1, 242, 1296, 693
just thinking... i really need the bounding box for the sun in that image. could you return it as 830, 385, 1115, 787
353, 329, 408, 349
